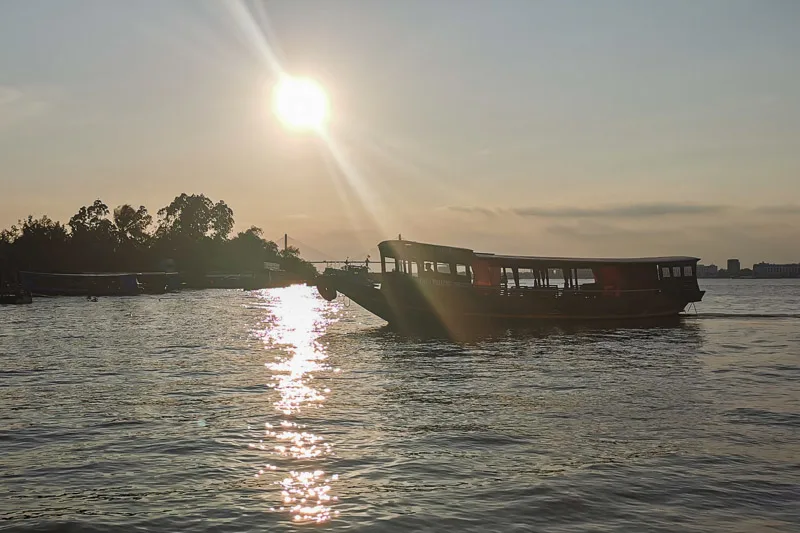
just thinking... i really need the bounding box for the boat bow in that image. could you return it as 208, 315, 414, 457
316, 268, 392, 322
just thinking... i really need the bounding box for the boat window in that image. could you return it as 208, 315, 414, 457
436, 262, 450, 274
662, 267, 671, 278
384, 256, 397, 272
410, 261, 419, 277
672, 266, 681, 277
456, 264, 469, 276
683, 266, 694, 277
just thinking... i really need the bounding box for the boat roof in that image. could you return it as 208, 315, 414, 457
378, 240, 698, 266
20, 271, 177, 277
474, 252, 699, 266
20, 271, 139, 277
378, 240, 474, 263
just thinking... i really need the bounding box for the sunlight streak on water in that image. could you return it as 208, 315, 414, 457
250, 286, 340, 524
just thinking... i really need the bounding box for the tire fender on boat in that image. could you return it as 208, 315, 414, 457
318, 284, 337, 302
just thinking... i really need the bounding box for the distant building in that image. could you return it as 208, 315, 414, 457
727, 259, 741, 276
696, 264, 719, 278
753, 262, 800, 278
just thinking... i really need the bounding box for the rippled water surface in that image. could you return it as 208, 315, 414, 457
1, 279, 798, 532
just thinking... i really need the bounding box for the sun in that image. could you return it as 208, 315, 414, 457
272, 76, 330, 132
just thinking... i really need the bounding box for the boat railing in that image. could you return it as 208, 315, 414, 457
496, 286, 666, 298
382, 271, 693, 297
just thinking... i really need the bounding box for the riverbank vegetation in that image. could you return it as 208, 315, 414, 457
0, 194, 317, 279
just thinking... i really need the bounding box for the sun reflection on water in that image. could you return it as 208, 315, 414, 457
250, 285, 340, 523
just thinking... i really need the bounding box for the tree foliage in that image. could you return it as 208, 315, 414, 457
0, 194, 316, 279
5, 216, 70, 272
156, 193, 233, 241
114, 204, 152, 245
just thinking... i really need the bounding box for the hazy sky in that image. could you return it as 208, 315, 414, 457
1, 0, 799, 266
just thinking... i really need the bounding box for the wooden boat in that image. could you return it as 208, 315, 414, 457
137, 272, 181, 294
315, 240, 705, 330
183, 270, 307, 290
0, 290, 32, 305
19, 272, 142, 296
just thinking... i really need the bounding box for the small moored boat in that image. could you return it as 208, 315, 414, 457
316, 240, 705, 331
0, 290, 32, 305
19, 272, 142, 296
0, 273, 32, 304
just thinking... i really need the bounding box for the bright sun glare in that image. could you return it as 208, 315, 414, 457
272, 76, 330, 132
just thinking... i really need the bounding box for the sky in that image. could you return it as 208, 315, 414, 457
1, 0, 799, 266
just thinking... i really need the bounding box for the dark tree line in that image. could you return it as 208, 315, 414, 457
0, 193, 316, 278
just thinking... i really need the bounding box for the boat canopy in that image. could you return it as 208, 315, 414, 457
378, 240, 474, 265
378, 240, 698, 268
19, 271, 179, 277
474, 253, 699, 268
19, 271, 140, 277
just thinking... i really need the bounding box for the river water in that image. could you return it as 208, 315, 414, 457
1, 279, 798, 532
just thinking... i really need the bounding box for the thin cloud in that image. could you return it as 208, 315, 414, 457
752, 205, 800, 215
512, 203, 728, 218
445, 202, 728, 218
546, 223, 680, 240
0, 86, 24, 106
0, 85, 50, 131
445, 205, 499, 217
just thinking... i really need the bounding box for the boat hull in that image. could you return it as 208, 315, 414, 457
317, 272, 704, 331
20, 272, 141, 296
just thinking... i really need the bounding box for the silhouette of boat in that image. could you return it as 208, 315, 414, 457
0, 289, 32, 305
19, 272, 142, 296
315, 240, 705, 330
183, 271, 307, 290
0, 272, 32, 304
137, 272, 181, 294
